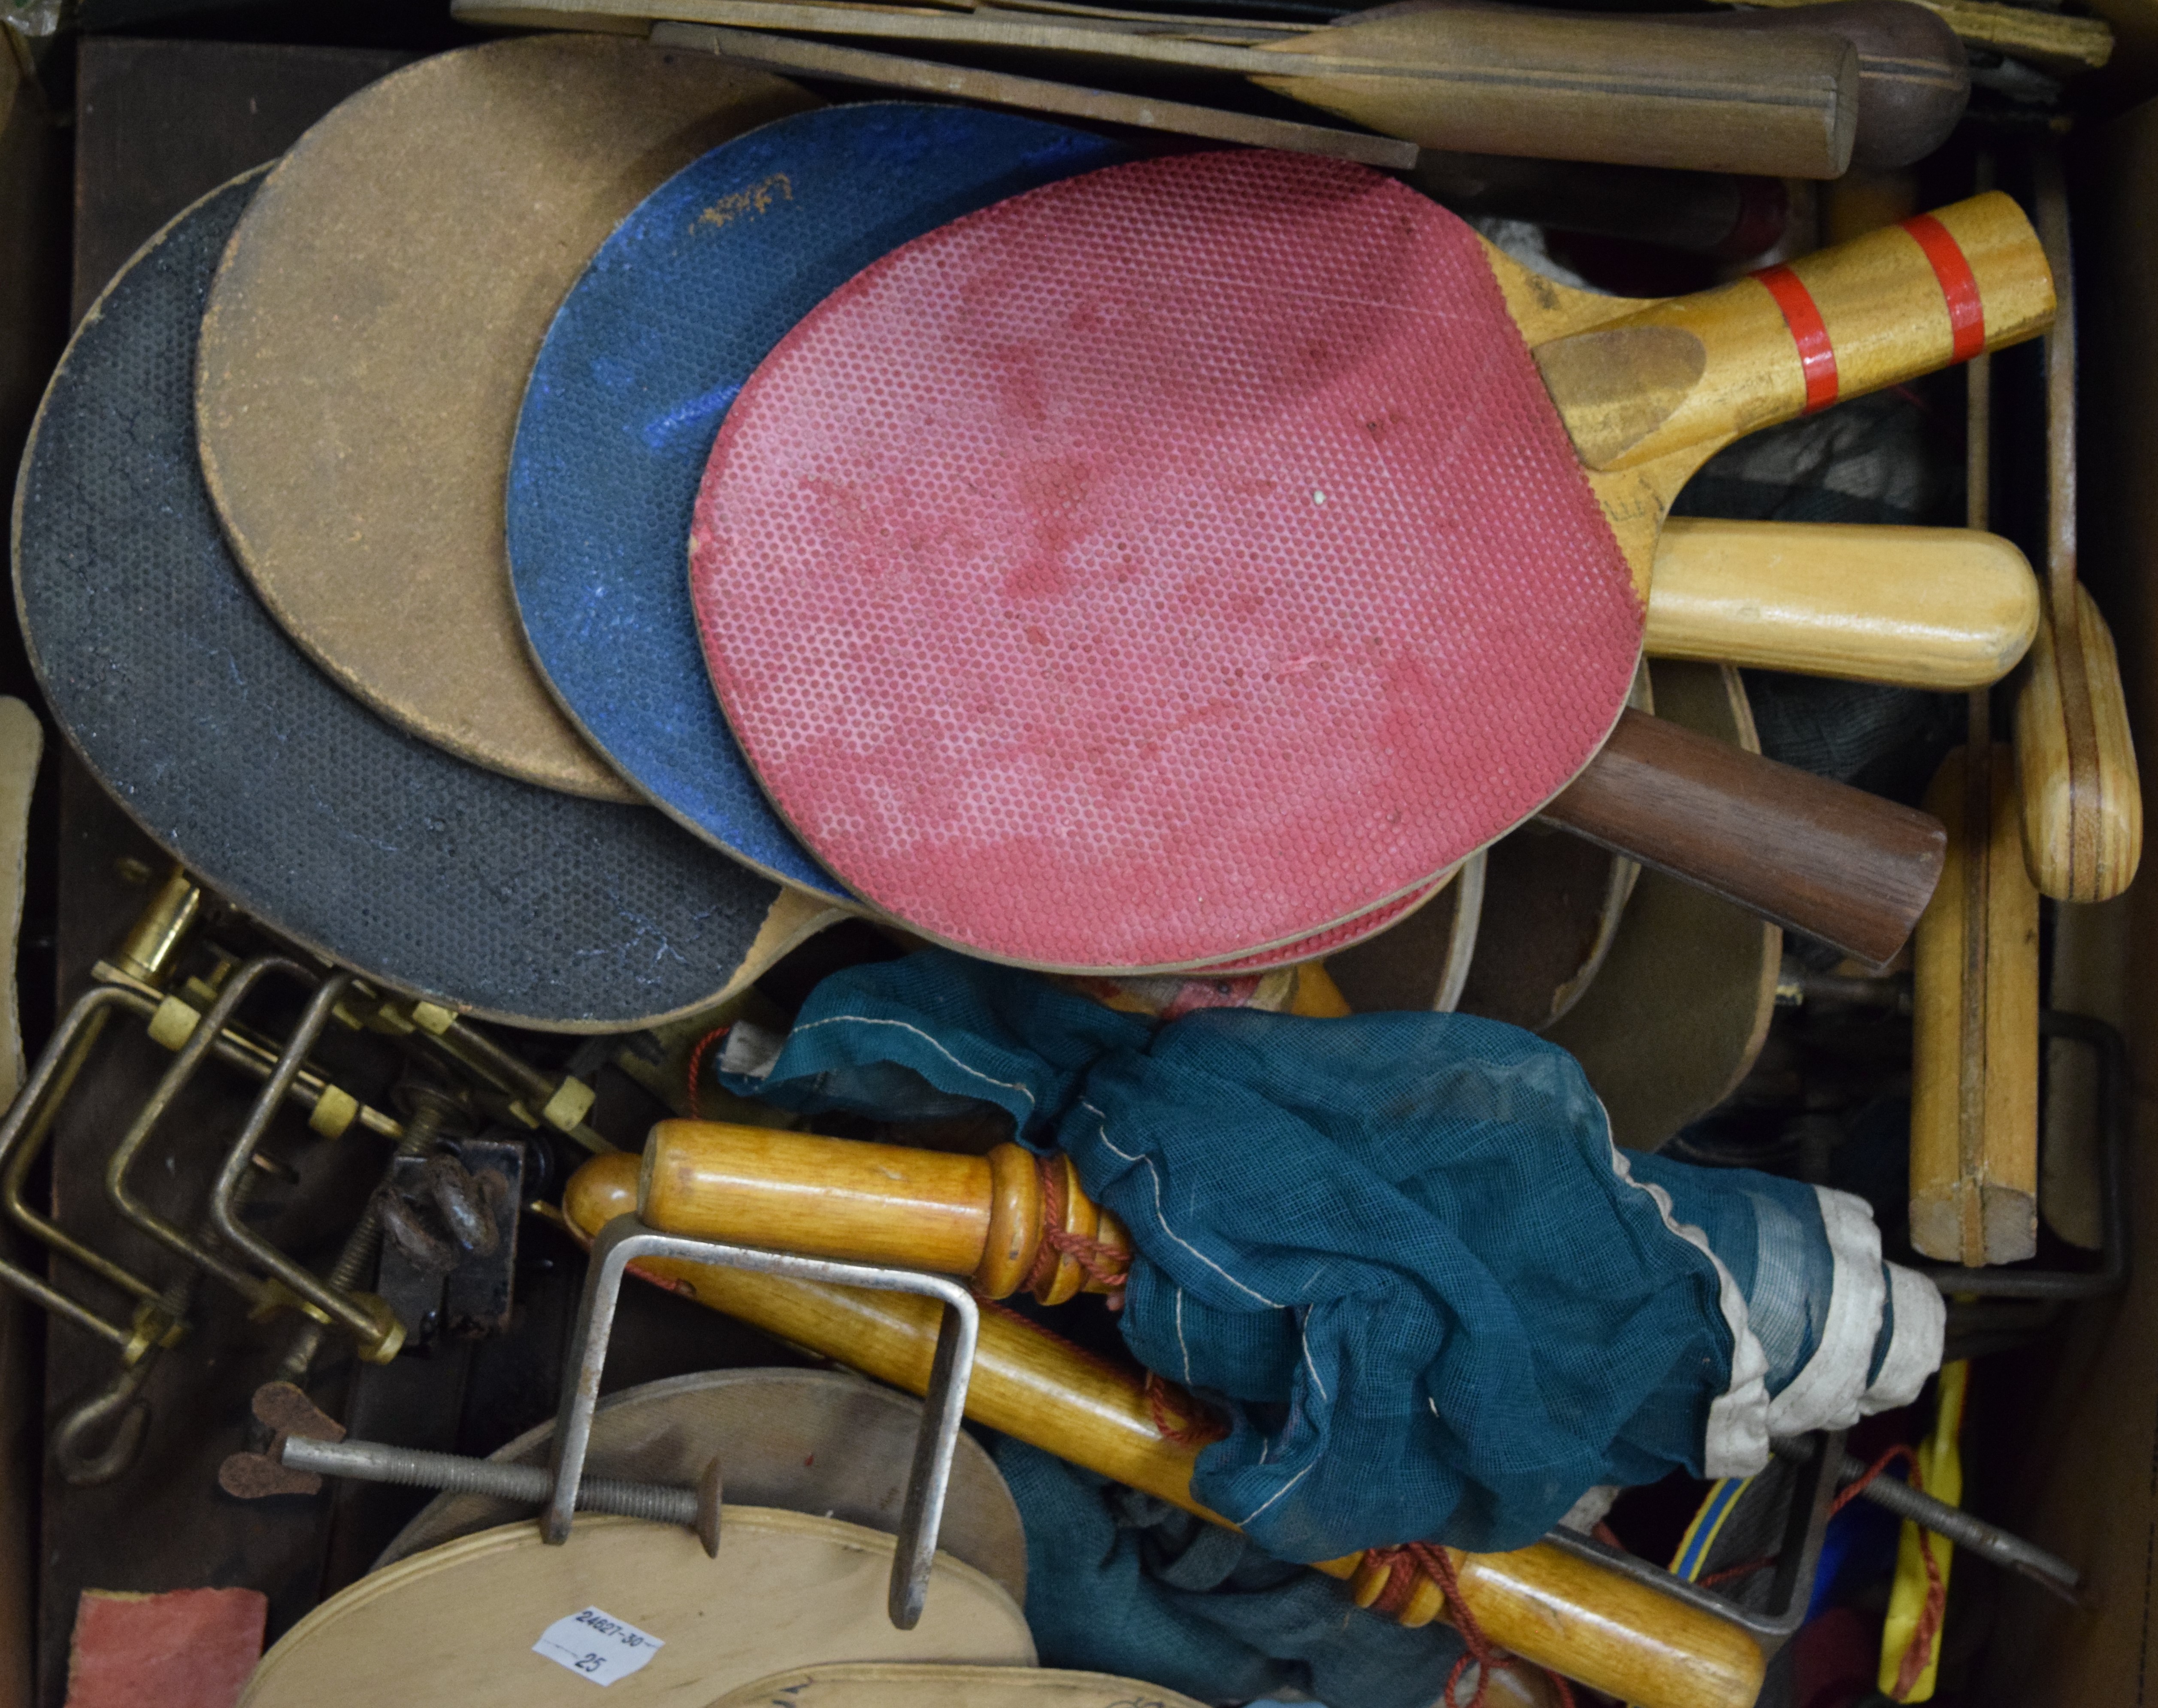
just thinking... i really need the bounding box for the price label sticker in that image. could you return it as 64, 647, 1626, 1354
532, 1606, 666, 1686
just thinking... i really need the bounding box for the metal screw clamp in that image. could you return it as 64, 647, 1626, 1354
551, 1215, 980, 1632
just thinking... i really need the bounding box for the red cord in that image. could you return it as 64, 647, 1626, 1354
1701, 1444, 1923, 1589
1886, 1451, 1947, 1702
1699, 1552, 1777, 1589
1689, 1444, 1943, 1699
1026, 1154, 1132, 1307
683, 1024, 732, 1120
1832, 1443, 1917, 1520
1145, 1372, 1229, 1446
1365, 1543, 1576, 1708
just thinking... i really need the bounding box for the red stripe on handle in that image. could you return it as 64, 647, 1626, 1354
1753, 265, 1839, 414
1900, 213, 1987, 364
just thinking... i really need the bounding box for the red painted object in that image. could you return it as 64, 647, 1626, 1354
65, 1587, 267, 1708
692, 151, 1640, 971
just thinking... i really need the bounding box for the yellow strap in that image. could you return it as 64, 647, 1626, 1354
1879, 1360, 1969, 1700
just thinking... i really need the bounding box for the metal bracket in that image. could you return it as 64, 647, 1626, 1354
203, 967, 405, 1361
0, 982, 183, 1358
103, 954, 321, 1308
550, 1215, 980, 1630
1542, 1429, 1842, 1658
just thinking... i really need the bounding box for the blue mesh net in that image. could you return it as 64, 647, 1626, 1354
724, 950, 1940, 1558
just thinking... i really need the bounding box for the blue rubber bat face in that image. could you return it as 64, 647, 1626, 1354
507, 102, 1126, 900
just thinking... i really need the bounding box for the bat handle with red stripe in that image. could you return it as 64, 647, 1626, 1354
1536, 190, 2055, 474
1542, 708, 1946, 969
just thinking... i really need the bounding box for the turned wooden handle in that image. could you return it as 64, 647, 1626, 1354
2014, 585, 2143, 901
1645, 518, 2040, 689
463, 0, 1853, 178
1910, 743, 2038, 1265
640, 1122, 1128, 1304
1537, 191, 2054, 473
1662, 0, 1968, 170
1254, 6, 1855, 177
1545, 707, 1945, 969
569, 1155, 1767, 1708
1357, 0, 1966, 171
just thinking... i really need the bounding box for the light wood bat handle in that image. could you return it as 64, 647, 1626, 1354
1646, 519, 2040, 689
1538, 191, 2054, 473
569, 1154, 1767, 1708
640, 1122, 1127, 1304
1547, 708, 1945, 969
2015, 581, 2143, 902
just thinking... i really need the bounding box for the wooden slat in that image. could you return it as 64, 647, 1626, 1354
1908, 743, 2039, 1265
648, 18, 1419, 165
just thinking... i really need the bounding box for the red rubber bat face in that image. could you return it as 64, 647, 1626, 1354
690, 150, 1641, 971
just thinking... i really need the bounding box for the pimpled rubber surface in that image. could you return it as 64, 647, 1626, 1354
693, 151, 1643, 972
13, 174, 791, 1031
511, 104, 1124, 898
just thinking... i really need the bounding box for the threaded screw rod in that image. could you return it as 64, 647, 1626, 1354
275, 1433, 722, 1557
273, 1094, 454, 1388
1770, 1437, 2083, 1604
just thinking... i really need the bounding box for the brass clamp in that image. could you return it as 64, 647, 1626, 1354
101, 955, 330, 1311
359, 992, 610, 1155
101, 954, 414, 1366
202, 968, 411, 1364
0, 983, 193, 1363
0, 866, 407, 1481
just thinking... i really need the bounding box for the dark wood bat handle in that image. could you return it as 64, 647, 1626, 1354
1544, 707, 1945, 969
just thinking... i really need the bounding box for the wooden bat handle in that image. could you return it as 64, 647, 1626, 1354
640, 1122, 1128, 1304
1256, 6, 1856, 178
1545, 707, 1945, 969
2014, 584, 2143, 900
1380, 0, 1967, 172
1662, 0, 1968, 171
2015, 159, 2143, 903
1538, 190, 2054, 472
569, 1155, 1767, 1708
1645, 518, 2040, 689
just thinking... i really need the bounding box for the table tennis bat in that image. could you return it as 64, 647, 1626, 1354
689, 150, 2052, 974
194, 35, 812, 803
517, 107, 2029, 953
13, 170, 842, 1033
509, 103, 1126, 899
